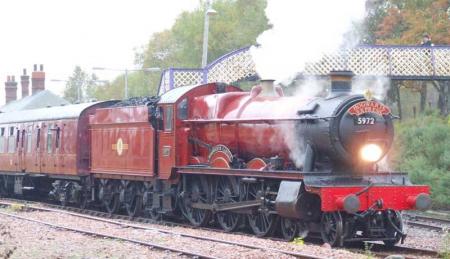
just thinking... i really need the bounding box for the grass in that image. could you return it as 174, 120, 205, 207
440, 232, 450, 259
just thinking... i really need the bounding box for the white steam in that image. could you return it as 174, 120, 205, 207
251, 0, 365, 81
352, 76, 391, 101
251, 1, 371, 169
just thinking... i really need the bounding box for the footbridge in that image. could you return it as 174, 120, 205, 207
158, 45, 450, 95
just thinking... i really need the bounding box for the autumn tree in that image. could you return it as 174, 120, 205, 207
365, 0, 450, 116
375, 0, 450, 45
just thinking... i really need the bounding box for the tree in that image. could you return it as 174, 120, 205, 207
360, 0, 390, 44
432, 80, 450, 116
94, 0, 268, 100
136, 0, 269, 96
63, 66, 100, 103
363, 0, 450, 116
374, 0, 450, 45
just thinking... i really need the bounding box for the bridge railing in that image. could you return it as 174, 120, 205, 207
158, 47, 255, 95
304, 45, 450, 80
158, 45, 450, 95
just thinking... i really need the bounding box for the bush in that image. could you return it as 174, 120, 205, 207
390, 112, 450, 209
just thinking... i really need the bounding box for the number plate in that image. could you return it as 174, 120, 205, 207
354, 116, 376, 125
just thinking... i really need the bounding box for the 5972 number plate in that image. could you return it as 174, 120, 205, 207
355, 117, 376, 125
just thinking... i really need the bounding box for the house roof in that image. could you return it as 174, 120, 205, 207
0, 90, 70, 113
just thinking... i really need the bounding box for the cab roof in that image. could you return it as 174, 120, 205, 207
158, 84, 201, 104
158, 83, 242, 105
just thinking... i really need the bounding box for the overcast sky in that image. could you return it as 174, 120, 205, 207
0, 0, 199, 103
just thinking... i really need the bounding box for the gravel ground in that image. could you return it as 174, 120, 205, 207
402, 224, 449, 252
0, 215, 185, 259
0, 207, 445, 259
0, 208, 364, 259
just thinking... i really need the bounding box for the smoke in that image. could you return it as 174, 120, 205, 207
251, 0, 365, 81
352, 76, 391, 101
262, 79, 328, 169
250, 1, 369, 169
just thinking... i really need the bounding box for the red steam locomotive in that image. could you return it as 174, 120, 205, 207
0, 71, 430, 246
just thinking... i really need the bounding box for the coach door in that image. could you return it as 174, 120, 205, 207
33, 125, 42, 173
23, 126, 33, 172
158, 105, 176, 179
18, 127, 26, 171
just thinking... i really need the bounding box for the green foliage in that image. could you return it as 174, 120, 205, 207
90, 71, 154, 101
98, 0, 268, 99
391, 113, 450, 208
363, 242, 374, 259
441, 232, 450, 259
63, 66, 100, 103
139, 0, 269, 96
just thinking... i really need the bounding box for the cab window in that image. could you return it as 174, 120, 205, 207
177, 98, 188, 120
164, 106, 173, 132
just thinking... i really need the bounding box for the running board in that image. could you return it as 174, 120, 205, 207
191, 200, 262, 212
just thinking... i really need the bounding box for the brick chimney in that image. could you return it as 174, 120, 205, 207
21, 68, 30, 98
5, 76, 18, 104
31, 64, 45, 94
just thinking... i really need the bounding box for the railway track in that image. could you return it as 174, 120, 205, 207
0, 198, 442, 258
0, 198, 324, 259
0, 209, 215, 259
370, 244, 439, 258
403, 212, 450, 232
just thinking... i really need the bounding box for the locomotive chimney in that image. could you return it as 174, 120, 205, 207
329, 70, 354, 94
5, 75, 18, 104
21, 68, 30, 98
31, 64, 45, 94
260, 79, 276, 96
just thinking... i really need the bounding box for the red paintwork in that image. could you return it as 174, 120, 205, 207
0, 118, 84, 176
186, 86, 311, 165
317, 185, 430, 211
89, 106, 155, 177
158, 83, 243, 179
0, 82, 431, 216
0, 102, 111, 177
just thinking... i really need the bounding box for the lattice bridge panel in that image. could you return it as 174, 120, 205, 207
159, 45, 450, 95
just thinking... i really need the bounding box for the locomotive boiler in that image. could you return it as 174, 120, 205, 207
0, 70, 431, 247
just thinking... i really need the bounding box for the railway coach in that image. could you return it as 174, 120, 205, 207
0, 101, 115, 204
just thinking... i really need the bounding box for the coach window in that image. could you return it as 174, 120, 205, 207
47, 124, 53, 153
21, 130, 25, 149
164, 105, 173, 132
8, 127, 14, 153
36, 128, 41, 149
0, 127, 4, 153
177, 98, 188, 120
55, 127, 60, 149
8, 127, 15, 153
16, 129, 20, 149
27, 127, 32, 153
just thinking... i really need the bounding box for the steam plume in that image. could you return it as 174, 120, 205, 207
251, 0, 365, 81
